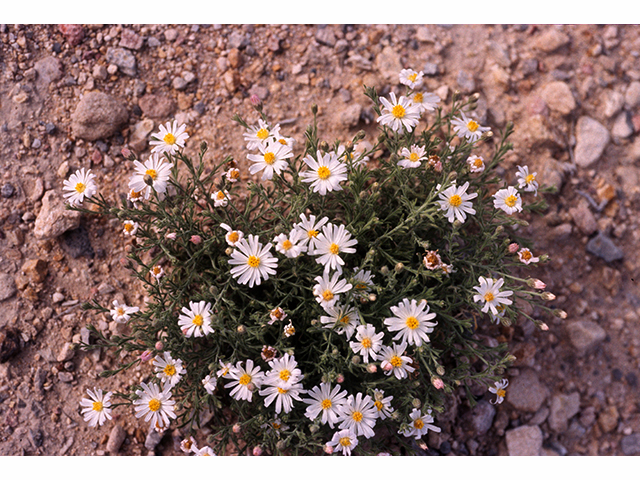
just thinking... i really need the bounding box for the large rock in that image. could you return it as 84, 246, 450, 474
375, 46, 402, 84
540, 81, 576, 115
505, 425, 543, 456
138, 94, 176, 119
33, 190, 82, 240
0, 273, 17, 302
574, 116, 610, 168
548, 392, 581, 432
106, 47, 137, 76
71, 92, 129, 141
566, 320, 607, 353
507, 369, 548, 413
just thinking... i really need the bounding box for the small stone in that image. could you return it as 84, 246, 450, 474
621, 434, 640, 456
456, 70, 476, 93
505, 425, 543, 456
145, 425, 165, 450
106, 47, 137, 77
423, 62, 439, 76
138, 94, 176, 119
172, 77, 188, 91
107, 425, 127, 454
375, 46, 403, 83
507, 369, 548, 413
586, 231, 624, 262
533, 28, 570, 53
612, 111, 633, 139
147, 36, 160, 48
58, 371, 74, 383
625, 81, 640, 109
339, 103, 362, 128
71, 91, 129, 141
92, 64, 108, 81
566, 320, 607, 353
0, 273, 17, 302
1, 183, 15, 198
574, 116, 610, 168
181, 71, 196, 84
119, 28, 143, 50
97, 282, 115, 295
603, 89, 625, 118
315, 26, 336, 47
521, 58, 539, 76
248, 85, 269, 102
227, 30, 249, 49
58, 24, 85, 46
21, 259, 49, 284
45, 123, 57, 135
128, 119, 155, 153
227, 48, 243, 69
540, 81, 576, 115
463, 400, 496, 436
52, 292, 65, 303
56, 342, 75, 362
33, 56, 63, 92
31, 138, 42, 149
569, 200, 597, 235
164, 28, 178, 42
267, 35, 283, 53
33, 190, 82, 240
548, 392, 581, 433
598, 406, 619, 433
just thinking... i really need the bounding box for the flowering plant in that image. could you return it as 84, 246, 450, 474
68, 69, 559, 456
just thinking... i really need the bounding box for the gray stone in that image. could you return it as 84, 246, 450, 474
566, 320, 607, 353
339, 103, 362, 128
507, 369, 548, 413
625, 81, 640, 109
227, 31, 249, 49
172, 77, 188, 91
0, 273, 17, 302
106, 425, 127, 454
119, 28, 143, 50
164, 28, 178, 42
569, 200, 597, 235
464, 400, 496, 435
574, 116, 610, 168
548, 392, 581, 432
33, 56, 63, 92
71, 91, 129, 141
456, 70, 476, 93
423, 62, 439, 76
621, 434, 640, 455
315, 26, 336, 47
541, 81, 575, 115
57, 371, 74, 383
147, 36, 161, 48
128, 119, 155, 153
586, 231, 624, 262
603, 89, 625, 118
488, 41, 512, 68
533, 28, 570, 52
145, 425, 165, 450
105, 47, 137, 76
612, 111, 633, 139
505, 425, 543, 456
33, 190, 82, 240
181, 71, 196, 84
138, 94, 176, 119
375, 46, 402, 83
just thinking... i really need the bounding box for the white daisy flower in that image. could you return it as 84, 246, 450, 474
372, 389, 394, 420
247, 141, 293, 181
263, 353, 303, 387
327, 429, 358, 456
349, 324, 384, 363
268, 307, 287, 325
409, 90, 440, 113
127, 188, 144, 204
489, 379, 509, 405
128, 153, 173, 200
335, 144, 369, 167
489, 304, 508, 325
451, 111, 491, 142
272, 130, 295, 148
283, 321, 296, 338
300, 150, 348, 196
400, 408, 441, 439
436, 181, 478, 224
320, 304, 360, 339
351, 268, 375, 298
133, 382, 177, 429
109, 299, 139, 323
122, 220, 139, 236
229, 234, 278, 288
273, 229, 307, 258
516, 165, 539, 195
224, 359, 265, 402
302, 383, 348, 428
220, 223, 244, 247
399, 68, 424, 89
377, 92, 421, 133
260, 417, 289, 436
294, 213, 329, 250
261, 345, 278, 362
384, 298, 438, 347
211, 189, 230, 207
63, 168, 97, 206
466, 154, 485, 173
150, 265, 164, 281
79, 387, 113, 427
216, 360, 232, 379
493, 186, 523, 214
422, 250, 443, 270
180, 436, 197, 453
191, 445, 216, 456
153, 352, 186, 388
259, 381, 305, 415
202, 374, 217, 395
150, 120, 189, 155
178, 300, 214, 338
517, 247, 539, 265
397, 144, 427, 169
312, 223, 358, 274
244, 119, 281, 151
336, 392, 378, 439
312, 271, 353, 310
222, 167, 241, 183
379, 341, 415, 380
472, 276, 514, 316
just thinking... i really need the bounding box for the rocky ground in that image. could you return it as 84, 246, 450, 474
1, 24, 639, 456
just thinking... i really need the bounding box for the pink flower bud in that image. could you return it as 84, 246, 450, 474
383, 363, 394, 372
252, 446, 263, 456
190, 235, 202, 245
121, 147, 131, 158
336, 374, 345, 384
539, 323, 549, 331
508, 243, 519, 253
367, 364, 377, 373
155, 341, 164, 351
433, 161, 443, 172
165, 232, 177, 240
250, 94, 261, 106
324, 444, 334, 455
533, 279, 546, 290
232, 423, 242, 434
431, 377, 445, 390
139, 350, 153, 362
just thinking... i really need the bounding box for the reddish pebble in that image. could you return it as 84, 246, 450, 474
58, 24, 85, 46
91, 149, 102, 164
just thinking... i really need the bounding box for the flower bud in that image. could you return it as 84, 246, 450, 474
336, 374, 345, 384
368, 293, 377, 302
394, 262, 404, 273
554, 309, 568, 319
121, 147, 132, 158
232, 423, 242, 434
453, 220, 463, 229
324, 444, 334, 455
540, 254, 550, 262
276, 439, 286, 450
190, 235, 202, 245
431, 376, 445, 390
447, 170, 457, 181
311, 104, 318, 115
542, 292, 556, 301
309, 424, 320, 434
436, 365, 445, 376
506, 354, 517, 364
143, 174, 155, 187
471, 92, 481, 101
225, 247, 233, 255
412, 398, 421, 408
249, 94, 261, 106
508, 242, 519, 253
139, 350, 153, 362
165, 232, 177, 240
433, 160, 443, 172
154, 341, 163, 351
351, 356, 361, 365
380, 266, 389, 275
367, 364, 377, 373
532, 279, 546, 290
319, 141, 329, 152
539, 322, 549, 331
237, 325, 246, 334
383, 363, 393, 372
252, 445, 263, 456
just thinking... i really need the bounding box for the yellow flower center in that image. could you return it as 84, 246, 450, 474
129, 189, 142, 199
124, 223, 134, 232
256, 128, 269, 140
277, 387, 289, 395
390, 355, 403, 368
321, 399, 332, 410
497, 389, 506, 398
163, 133, 176, 145
322, 290, 334, 302
148, 399, 161, 412
285, 325, 295, 336
307, 229, 318, 238
413, 92, 423, 103
526, 173, 536, 184
408, 73, 418, 82
92, 401, 103, 412
405, 316, 419, 330
484, 292, 495, 303
352, 411, 363, 423
409, 152, 420, 162
278, 138, 288, 145
414, 419, 425, 430
520, 250, 532, 261
264, 152, 276, 165
505, 195, 518, 207
374, 400, 384, 411
247, 255, 261, 268
339, 315, 350, 324
449, 194, 462, 207
467, 120, 479, 132
392, 104, 406, 119
339, 437, 352, 447
164, 364, 176, 376
317, 166, 331, 180
474, 158, 483, 167
152, 266, 162, 275
282, 239, 293, 250
426, 252, 440, 266
116, 307, 125, 316
229, 169, 240, 180
239, 373, 252, 386
75, 182, 86, 193
329, 243, 340, 255
279, 369, 291, 382
145, 169, 158, 180
228, 232, 239, 243
361, 338, 372, 349
216, 191, 225, 200
192, 314, 203, 326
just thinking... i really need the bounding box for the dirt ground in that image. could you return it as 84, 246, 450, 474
1, 24, 639, 456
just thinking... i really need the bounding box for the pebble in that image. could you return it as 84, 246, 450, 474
574, 116, 610, 168
227, 30, 249, 49
107, 425, 127, 454
533, 27, 570, 53
172, 77, 188, 91
315, 26, 336, 47
33, 190, 82, 240
21, 258, 48, 284
548, 392, 581, 432
0, 273, 17, 302
586, 231, 624, 262
505, 425, 543, 456
119, 28, 143, 50
145, 425, 165, 450
147, 37, 161, 48
569, 200, 597, 235
92, 64, 108, 81
375, 46, 402, 83
598, 405, 619, 433
57, 371, 74, 383
71, 91, 129, 141
521, 58, 539, 77
620, 434, 640, 456
128, 119, 155, 153
45, 123, 57, 135
164, 28, 178, 42
540, 81, 576, 115
56, 342, 75, 362
566, 320, 607, 353
603, 90, 625, 118
138, 94, 176, 119
33, 56, 63, 91
181, 71, 196, 84
1, 183, 15, 198
463, 400, 496, 436
106, 47, 137, 77
456, 70, 476, 93
625, 81, 640, 109
60, 224, 95, 259
612, 111, 633, 139
52, 292, 65, 303
58, 24, 85, 46
507, 369, 548, 413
